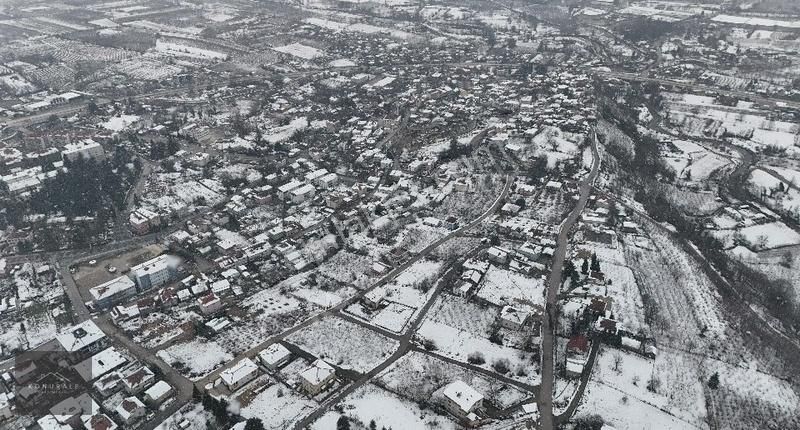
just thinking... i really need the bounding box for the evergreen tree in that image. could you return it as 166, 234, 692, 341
708, 372, 720, 389
245, 418, 266, 430
337, 415, 351, 430
591, 253, 601, 272
581, 258, 589, 275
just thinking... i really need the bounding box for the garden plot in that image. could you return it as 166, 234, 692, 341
416, 319, 539, 385
377, 351, 531, 409
476, 266, 546, 307
240, 380, 317, 429
748, 169, 800, 214
286, 316, 398, 372
371, 302, 415, 332
433, 175, 504, 222
119, 311, 189, 349
310, 383, 459, 430
155, 39, 227, 60
711, 220, 800, 251
272, 43, 324, 60
19, 303, 60, 349
304, 17, 419, 40
113, 56, 183, 80
622, 219, 727, 346
101, 114, 140, 132
156, 338, 233, 380
577, 244, 647, 333
0, 74, 37, 95
426, 294, 497, 338
291, 286, 355, 309
577, 380, 700, 430
522, 189, 572, 224
737, 222, 800, 249
395, 223, 448, 254
656, 183, 725, 216
591, 349, 707, 427
346, 231, 392, 260
530, 126, 582, 169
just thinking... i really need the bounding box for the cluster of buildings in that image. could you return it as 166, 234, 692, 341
0, 319, 174, 429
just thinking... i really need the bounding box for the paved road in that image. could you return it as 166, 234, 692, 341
537, 132, 600, 430
554, 339, 600, 425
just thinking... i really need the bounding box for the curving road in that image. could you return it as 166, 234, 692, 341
537, 132, 600, 430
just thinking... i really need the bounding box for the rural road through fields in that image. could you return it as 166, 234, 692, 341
538, 132, 600, 430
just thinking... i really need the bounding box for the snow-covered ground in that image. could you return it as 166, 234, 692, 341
311, 384, 459, 430
101, 114, 139, 131
476, 266, 546, 307
240, 380, 317, 429
286, 316, 398, 372
156, 338, 233, 380
272, 43, 324, 60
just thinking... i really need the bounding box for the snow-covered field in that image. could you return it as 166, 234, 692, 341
476, 266, 546, 307
156, 338, 233, 380
101, 114, 140, 132
272, 43, 324, 60
240, 380, 317, 429
311, 383, 458, 430
286, 316, 398, 372
155, 40, 227, 60
377, 351, 531, 409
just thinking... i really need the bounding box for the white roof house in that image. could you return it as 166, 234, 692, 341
443, 380, 484, 414
143, 380, 172, 404
220, 358, 259, 390
300, 359, 335, 388
258, 343, 292, 369
74, 347, 128, 382
89, 276, 136, 304
56, 320, 106, 353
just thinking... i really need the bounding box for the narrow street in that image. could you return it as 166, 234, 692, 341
538, 132, 600, 430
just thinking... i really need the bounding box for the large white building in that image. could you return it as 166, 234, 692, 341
130, 255, 176, 291
89, 276, 136, 310
62, 140, 105, 163
56, 320, 108, 359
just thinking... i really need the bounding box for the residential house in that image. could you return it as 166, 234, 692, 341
143, 381, 172, 406
198, 293, 223, 315
258, 343, 292, 370
122, 367, 155, 394
115, 397, 145, 425
220, 358, 259, 391
442, 380, 483, 423
300, 359, 336, 395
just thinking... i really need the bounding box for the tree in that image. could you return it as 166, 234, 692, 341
708, 372, 720, 389
337, 415, 351, 430
574, 414, 604, 430
245, 418, 265, 430
590, 253, 601, 272
612, 352, 623, 373
581, 258, 589, 275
